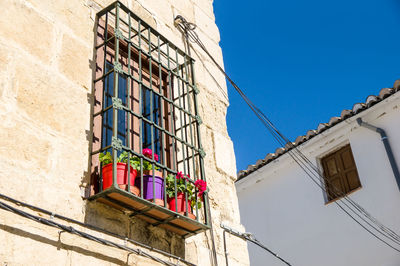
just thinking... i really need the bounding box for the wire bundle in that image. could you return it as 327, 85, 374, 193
174, 16, 400, 254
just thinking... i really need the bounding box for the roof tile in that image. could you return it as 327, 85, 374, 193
340, 109, 353, 119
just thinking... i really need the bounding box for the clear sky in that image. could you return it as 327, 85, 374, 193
213, 0, 400, 173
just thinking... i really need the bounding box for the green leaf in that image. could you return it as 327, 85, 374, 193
99, 152, 112, 165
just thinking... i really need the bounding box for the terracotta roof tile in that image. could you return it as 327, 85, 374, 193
365, 95, 379, 107
294, 135, 306, 145
305, 130, 317, 140
379, 88, 393, 99
340, 109, 353, 119
328, 117, 341, 126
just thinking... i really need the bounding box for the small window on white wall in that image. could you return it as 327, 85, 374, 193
321, 144, 361, 202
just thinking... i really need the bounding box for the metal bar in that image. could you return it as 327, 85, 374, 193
94, 68, 113, 83
99, 11, 109, 193
95, 35, 115, 49
189, 57, 209, 225
127, 9, 132, 194
175, 48, 189, 217
116, 4, 195, 62
148, 27, 156, 205
138, 20, 144, 199
114, 70, 198, 120
96, 1, 116, 17
93, 105, 113, 117
111, 2, 121, 190
183, 55, 199, 220
157, 34, 167, 208
167, 43, 179, 213
129, 206, 155, 217
152, 215, 178, 227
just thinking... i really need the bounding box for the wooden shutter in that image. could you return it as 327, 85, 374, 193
322, 144, 361, 201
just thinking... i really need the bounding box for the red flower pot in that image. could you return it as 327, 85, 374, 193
168, 192, 196, 219
102, 163, 139, 196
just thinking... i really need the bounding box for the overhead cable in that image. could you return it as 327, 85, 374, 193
0, 195, 194, 266
174, 16, 400, 254
221, 223, 292, 266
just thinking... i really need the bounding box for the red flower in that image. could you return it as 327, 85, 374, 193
143, 148, 159, 162
176, 171, 184, 179
195, 180, 207, 196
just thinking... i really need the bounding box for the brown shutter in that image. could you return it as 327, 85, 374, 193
321, 144, 361, 202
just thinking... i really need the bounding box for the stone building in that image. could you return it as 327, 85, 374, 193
0, 0, 249, 265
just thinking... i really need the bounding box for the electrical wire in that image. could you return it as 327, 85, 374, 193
221, 224, 292, 266
174, 15, 400, 254
0, 194, 195, 266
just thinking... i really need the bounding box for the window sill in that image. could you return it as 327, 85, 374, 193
88, 186, 209, 237
324, 186, 362, 205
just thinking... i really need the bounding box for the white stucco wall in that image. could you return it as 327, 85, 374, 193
236, 92, 400, 266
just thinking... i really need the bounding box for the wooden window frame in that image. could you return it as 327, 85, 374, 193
321, 144, 362, 203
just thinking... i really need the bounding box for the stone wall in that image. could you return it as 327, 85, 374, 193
0, 0, 249, 265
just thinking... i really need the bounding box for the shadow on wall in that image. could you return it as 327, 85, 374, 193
0, 224, 129, 265
78, 20, 185, 259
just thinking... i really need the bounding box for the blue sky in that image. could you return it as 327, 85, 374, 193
213, 0, 400, 172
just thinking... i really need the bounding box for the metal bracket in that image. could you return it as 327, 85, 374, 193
199, 148, 206, 158
195, 115, 202, 125
115, 29, 123, 40
112, 97, 123, 110
194, 87, 200, 94
111, 136, 122, 151
114, 62, 123, 74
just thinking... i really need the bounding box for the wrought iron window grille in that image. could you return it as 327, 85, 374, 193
89, 1, 209, 237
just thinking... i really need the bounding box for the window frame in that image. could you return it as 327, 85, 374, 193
320, 143, 362, 203
88, 1, 210, 237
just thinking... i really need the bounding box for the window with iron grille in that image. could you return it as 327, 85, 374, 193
89, 1, 209, 237
321, 144, 361, 202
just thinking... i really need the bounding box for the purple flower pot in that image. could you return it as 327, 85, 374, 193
135, 175, 165, 203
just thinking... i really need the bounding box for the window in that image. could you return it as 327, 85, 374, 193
321, 144, 361, 202
89, 1, 209, 237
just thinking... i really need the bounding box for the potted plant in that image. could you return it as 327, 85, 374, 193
134, 148, 166, 206
166, 172, 207, 219
99, 151, 140, 196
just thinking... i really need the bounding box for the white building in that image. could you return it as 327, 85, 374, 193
236, 81, 400, 266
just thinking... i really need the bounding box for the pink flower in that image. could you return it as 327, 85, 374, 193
143, 148, 159, 162
195, 180, 207, 195
176, 171, 184, 179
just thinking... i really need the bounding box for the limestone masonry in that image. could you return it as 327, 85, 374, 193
0, 0, 250, 265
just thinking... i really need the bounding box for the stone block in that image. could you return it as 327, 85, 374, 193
213, 131, 237, 178
194, 56, 229, 105
194, 4, 220, 43
0, 0, 54, 64
191, 27, 224, 66
0, 213, 70, 265
136, 0, 174, 27
13, 56, 90, 139
197, 90, 228, 133
0, 120, 51, 173
192, 0, 215, 20
59, 34, 92, 88
26, 0, 93, 42
171, 0, 195, 24
126, 0, 158, 29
